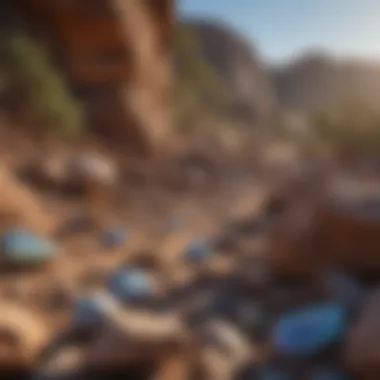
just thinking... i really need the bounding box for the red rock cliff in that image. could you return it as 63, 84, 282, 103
20, 0, 173, 154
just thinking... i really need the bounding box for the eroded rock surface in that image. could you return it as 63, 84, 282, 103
21, 0, 173, 153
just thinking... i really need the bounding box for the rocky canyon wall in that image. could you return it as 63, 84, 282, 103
20, 0, 173, 154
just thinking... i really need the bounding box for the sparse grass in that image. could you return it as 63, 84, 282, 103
0, 32, 84, 138
174, 24, 233, 130
311, 97, 380, 156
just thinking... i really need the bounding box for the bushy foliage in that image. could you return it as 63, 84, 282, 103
311, 97, 380, 155
0, 32, 84, 138
174, 24, 233, 130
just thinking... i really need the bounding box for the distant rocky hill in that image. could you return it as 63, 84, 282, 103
177, 18, 380, 123
175, 19, 276, 128
273, 53, 380, 113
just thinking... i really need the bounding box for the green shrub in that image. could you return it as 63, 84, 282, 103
0, 32, 84, 138
311, 98, 380, 155
174, 25, 233, 130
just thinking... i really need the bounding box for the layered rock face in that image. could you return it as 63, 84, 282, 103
21, 0, 173, 153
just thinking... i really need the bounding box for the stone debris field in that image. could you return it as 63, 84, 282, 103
0, 148, 377, 380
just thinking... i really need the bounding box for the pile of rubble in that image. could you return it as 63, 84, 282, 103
0, 157, 379, 379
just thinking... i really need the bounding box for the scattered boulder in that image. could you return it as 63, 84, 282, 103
1, 229, 58, 267
18, 152, 119, 202
67, 153, 119, 190
0, 304, 49, 370
184, 239, 215, 264
19, 155, 68, 191
35, 345, 86, 377
196, 319, 255, 380
344, 288, 380, 376
269, 176, 380, 277
108, 268, 157, 304
72, 292, 120, 331
101, 227, 128, 250
84, 310, 188, 370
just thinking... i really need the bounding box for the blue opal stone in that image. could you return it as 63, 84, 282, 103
2, 229, 58, 265
101, 228, 128, 249
272, 303, 348, 356
184, 239, 214, 263
108, 268, 156, 303
73, 292, 118, 328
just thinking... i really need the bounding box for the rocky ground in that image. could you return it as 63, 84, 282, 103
0, 138, 377, 379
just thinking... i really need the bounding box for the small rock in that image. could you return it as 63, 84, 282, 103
198, 319, 254, 380
321, 271, 364, 310
184, 240, 214, 263
37, 345, 85, 376
101, 228, 128, 249
108, 268, 157, 303
72, 292, 119, 330
272, 303, 348, 357
309, 367, 349, 380
68, 153, 118, 187
1, 229, 58, 266
84, 310, 187, 369
235, 302, 268, 338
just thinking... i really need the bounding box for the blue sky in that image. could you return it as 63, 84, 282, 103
178, 0, 380, 63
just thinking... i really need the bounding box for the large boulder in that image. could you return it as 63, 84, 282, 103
344, 288, 380, 378
269, 174, 380, 277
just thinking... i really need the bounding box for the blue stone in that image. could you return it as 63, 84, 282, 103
73, 292, 118, 328
108, 268, 156, 303
258, 368, 292, 380
184, 239, 214, 263
310, 368, 350, 380
101, 228, 128, 249
272, 303, 348, 356
2, 229, 58, 265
